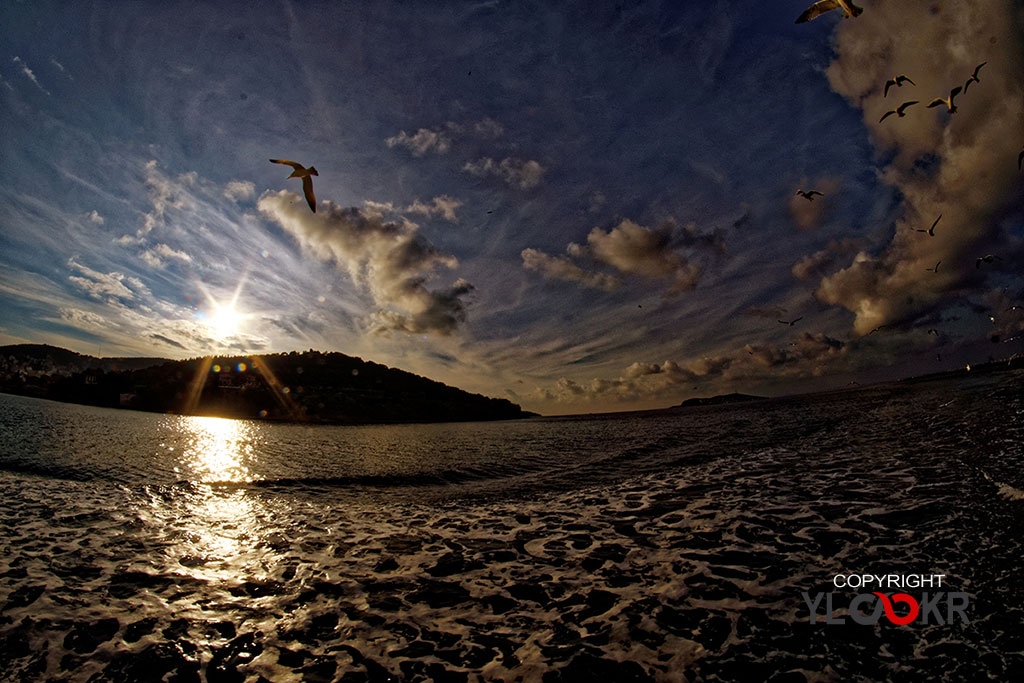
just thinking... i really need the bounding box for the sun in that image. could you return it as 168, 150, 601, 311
208, 303, 241, 340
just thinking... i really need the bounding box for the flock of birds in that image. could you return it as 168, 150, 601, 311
878, 62, 986, 122
267, 3, 1022, 372
788, 1, 1023, 363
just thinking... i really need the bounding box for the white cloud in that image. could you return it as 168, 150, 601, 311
67, 259, 145, 301
12, 56, 50, 96
405, 195, 463, 222
574, 220, 704, 295
385, 127, 452, 156
139, 243, 193, 269
86, 210, 104, 225
816, 0, 1024, 336
462, 157, 545, 190
538, 333, 847, 404
521, 248, 622, 291
258, 191, 474, 336
223, 180, 255, 202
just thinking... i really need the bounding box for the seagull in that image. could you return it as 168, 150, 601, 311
796, 189, 824, 201
926, 261, 941, 273
928, 328, 939, 336
916, 214, 941, 236
778, 317, 803, 326
880, 101, 919, 122
795, 0, 863, 23
963, 62, 987, 92
884, 74, 916, 98
975, 254, 1000, 268
269, 159, 318, 212
927, 86, 962, 114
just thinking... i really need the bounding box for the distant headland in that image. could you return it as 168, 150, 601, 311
673, 392, 768, 408
0, 344, 536, 425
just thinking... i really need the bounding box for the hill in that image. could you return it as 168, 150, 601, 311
0, 344, 535, 425
673, 393, 767, 408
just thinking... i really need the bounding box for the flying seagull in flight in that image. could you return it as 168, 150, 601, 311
916, 214, 941, 236
270, 159, 318, 212
976, 254, 1000, 269
963, 62, 987, 92
778, 317, 803, 326
926, 261, 941, 273
796, 189, 824, 201
880, 101, 919, 122
884, 75, 915, 98
928, 87, 962, 114
796, 0, 863, 23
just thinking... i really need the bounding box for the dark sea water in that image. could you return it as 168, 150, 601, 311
1, 370, 1023, 682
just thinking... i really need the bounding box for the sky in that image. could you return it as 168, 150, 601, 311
1, 0, 1022, 416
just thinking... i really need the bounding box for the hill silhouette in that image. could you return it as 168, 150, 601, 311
0, 344, 535, 425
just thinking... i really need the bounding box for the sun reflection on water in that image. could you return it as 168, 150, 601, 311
170, 415, 275, 582
181, 415, 257, 483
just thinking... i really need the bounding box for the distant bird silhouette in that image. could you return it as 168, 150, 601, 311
926, 261, 941, 273
778, 317, 803, 326
884, 74, 915, 98
916, 214, 941, 236
963, 62, 987, 92
880, 101, 919, 122
796, 189, 824, 201
796, 0, 863, 23
975, 254, 1000, 268
928, 328, 939, 336
270, 159, 318, 212
928, 87, 962, 114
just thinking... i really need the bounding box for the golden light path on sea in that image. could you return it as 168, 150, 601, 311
173, 415, 272, 581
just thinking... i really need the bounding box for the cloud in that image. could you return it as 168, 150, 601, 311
12, 57, 50, 96
223, 180, 255, 202
522, 219, 723, 295
49, 57, 72, 80
788, 178, 840, 230
521, 248, 622, 291
58, 307, 110, 331
67, 259, 147, 301
538, 333, 848, 404
258, 190, 473, 336
386, 127, 452, 156
405, 195, 463, 222
363, 196, 462, 222
572, 219, 707, 295
473, 117, 504, 138
128, 160, 196, 238
462, 157, 545, 190
792, 238, 864, 280
816, 0, 1024, 336
86, 210, 104, 225
140, 244, 193, 269
369, 279, 475, 336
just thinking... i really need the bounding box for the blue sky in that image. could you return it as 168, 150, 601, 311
2, 0, 1022, 414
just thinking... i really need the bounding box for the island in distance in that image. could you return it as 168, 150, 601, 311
0, 344, 535, 425
673, 392, 768, 408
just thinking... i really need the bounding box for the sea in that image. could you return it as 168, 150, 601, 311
0, 369, 1022, 682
